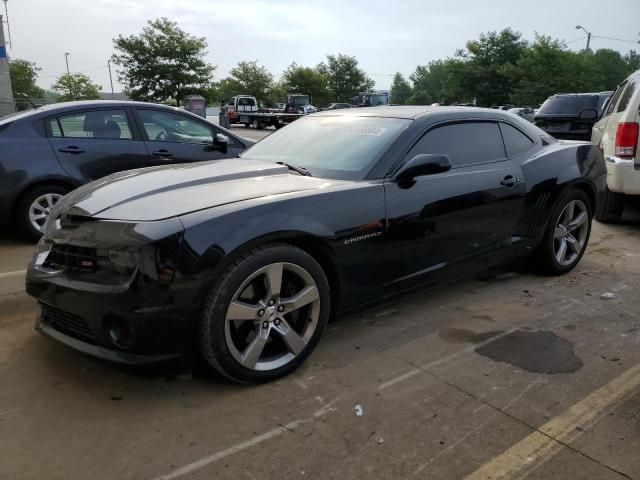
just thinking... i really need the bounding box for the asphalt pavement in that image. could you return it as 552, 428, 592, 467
1, 198, 639, 480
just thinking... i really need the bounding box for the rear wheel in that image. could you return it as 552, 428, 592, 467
199, 244, 330, 383
533, 189, 592, 275
16, 185, 69, 241
252, 119, 264, 130
594, 185, 625, 223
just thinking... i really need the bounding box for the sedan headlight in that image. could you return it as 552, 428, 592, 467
107, 249, 140, 274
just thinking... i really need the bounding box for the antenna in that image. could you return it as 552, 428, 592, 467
3, 0, 11, 48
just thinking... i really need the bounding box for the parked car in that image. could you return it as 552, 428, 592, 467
591, 70, 640, 222
0, 100, 252, 240
508, 107, 535, 123
320, 103, 353, 111
534, 92, 612, 141
26, 106, 605, 383
491, 105, 514, 111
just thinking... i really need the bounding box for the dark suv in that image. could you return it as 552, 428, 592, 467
0, 101, 252, 240
533, 92, 612, 141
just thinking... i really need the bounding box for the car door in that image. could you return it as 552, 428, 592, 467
47, 108, 149, 182
383, 120, 526, 288
135, 108, 243, 165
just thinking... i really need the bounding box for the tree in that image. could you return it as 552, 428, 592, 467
317, 54, 375, 103
9, 59, 45, 110
112, 18, 215, 106
51, 73, 101, 102
221, 60, 274, 105
504, 35, 579, 106
281, 63, 329, 106
389, 72, 412, 105
453, 28, 528, 106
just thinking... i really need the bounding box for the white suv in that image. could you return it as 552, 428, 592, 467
591, 70, 640, 222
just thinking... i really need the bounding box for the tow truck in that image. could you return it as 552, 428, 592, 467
221, 94, 316, 130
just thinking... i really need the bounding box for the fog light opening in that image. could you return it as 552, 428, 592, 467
105, 317, 135, 350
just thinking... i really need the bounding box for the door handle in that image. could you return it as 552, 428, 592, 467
500, 175, 520, 187
152, 150, 174, 158
59, 146, 85, 154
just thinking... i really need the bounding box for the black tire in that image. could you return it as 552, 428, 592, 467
15, 185, 69, 241
594, 185, 625, 223
533, 189, 592, 275
199, 244, 330, 383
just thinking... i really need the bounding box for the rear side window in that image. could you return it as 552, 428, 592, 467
538, 95, 598, 115
409, 122, 506, 167
500, 123, 534, 156
49, 110, 133, 140
605, 83, 626, 117
616, 77, 639, 113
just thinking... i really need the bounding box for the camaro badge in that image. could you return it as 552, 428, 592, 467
344, 231, 383, 245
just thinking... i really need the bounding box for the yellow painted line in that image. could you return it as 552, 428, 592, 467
464, 361, 640, 480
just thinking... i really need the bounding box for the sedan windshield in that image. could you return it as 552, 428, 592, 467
240, 116, 410, 180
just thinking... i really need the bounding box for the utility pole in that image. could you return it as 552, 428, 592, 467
575, 25, 592, 51
107, 59, 114, 99
64, 52, 74, 99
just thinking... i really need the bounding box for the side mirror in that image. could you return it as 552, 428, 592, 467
579, 109, 598, 120
393, 154, 452, 184
207, 133, 229, 154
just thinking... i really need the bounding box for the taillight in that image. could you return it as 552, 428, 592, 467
615, 122, 639, 158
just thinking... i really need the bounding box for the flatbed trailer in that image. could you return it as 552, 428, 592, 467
234, 111, 304, 130
221, 95, 307, 130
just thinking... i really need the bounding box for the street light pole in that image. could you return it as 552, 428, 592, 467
575, 25, 592, 51
107, 59, 115, 99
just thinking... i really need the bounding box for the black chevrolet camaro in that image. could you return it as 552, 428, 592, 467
26, 106, 606, 383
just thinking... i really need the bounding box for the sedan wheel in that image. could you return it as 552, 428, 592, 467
29, 193, 63, 234
16, 185, 70, 241
199, 244, 330, 383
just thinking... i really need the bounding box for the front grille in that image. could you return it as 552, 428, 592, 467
41, 304, 96, 344
43, 244, 101, 272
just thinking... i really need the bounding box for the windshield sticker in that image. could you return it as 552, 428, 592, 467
343, 126, 387, 137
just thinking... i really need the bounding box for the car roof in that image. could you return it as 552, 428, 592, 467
9, 100, 187, 118
313, 105, 514, 120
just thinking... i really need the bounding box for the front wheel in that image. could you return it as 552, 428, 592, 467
199, 244, 330, 383
533, 189, 592, 275
16, 185, 69, 241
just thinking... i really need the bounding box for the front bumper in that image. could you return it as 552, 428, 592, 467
606, 156, 640, 195
26, 216, 201, 364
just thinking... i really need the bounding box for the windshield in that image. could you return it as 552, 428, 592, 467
240, 116, 411, 180
291, 96, 309, 106
538, 95, 599, 115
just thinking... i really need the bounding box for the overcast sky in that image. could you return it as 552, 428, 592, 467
5, 0, 640, 92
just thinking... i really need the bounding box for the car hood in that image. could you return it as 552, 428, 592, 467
56, 159, 344, 222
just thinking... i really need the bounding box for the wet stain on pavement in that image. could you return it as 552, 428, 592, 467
439, 328, 583, 374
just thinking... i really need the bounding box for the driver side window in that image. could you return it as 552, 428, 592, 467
137, 109, 213, 145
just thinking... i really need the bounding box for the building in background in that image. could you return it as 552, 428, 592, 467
0, 15, 15, 116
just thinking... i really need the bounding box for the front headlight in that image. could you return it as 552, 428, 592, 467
107, 249, 140, 275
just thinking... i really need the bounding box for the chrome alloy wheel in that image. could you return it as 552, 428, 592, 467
553, 199, 589, 266
29, 193, 63, 233
224, 262, 321, 371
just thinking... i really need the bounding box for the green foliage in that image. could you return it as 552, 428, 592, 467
281, 63, 330, 106
317, 54, 375, 103
9, 59, 45, 110
406, 29, 639, 108
389, 73, 412, 105
221, 60, 274, 105
112, 18, 215, 106
51, 73, 101, 102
